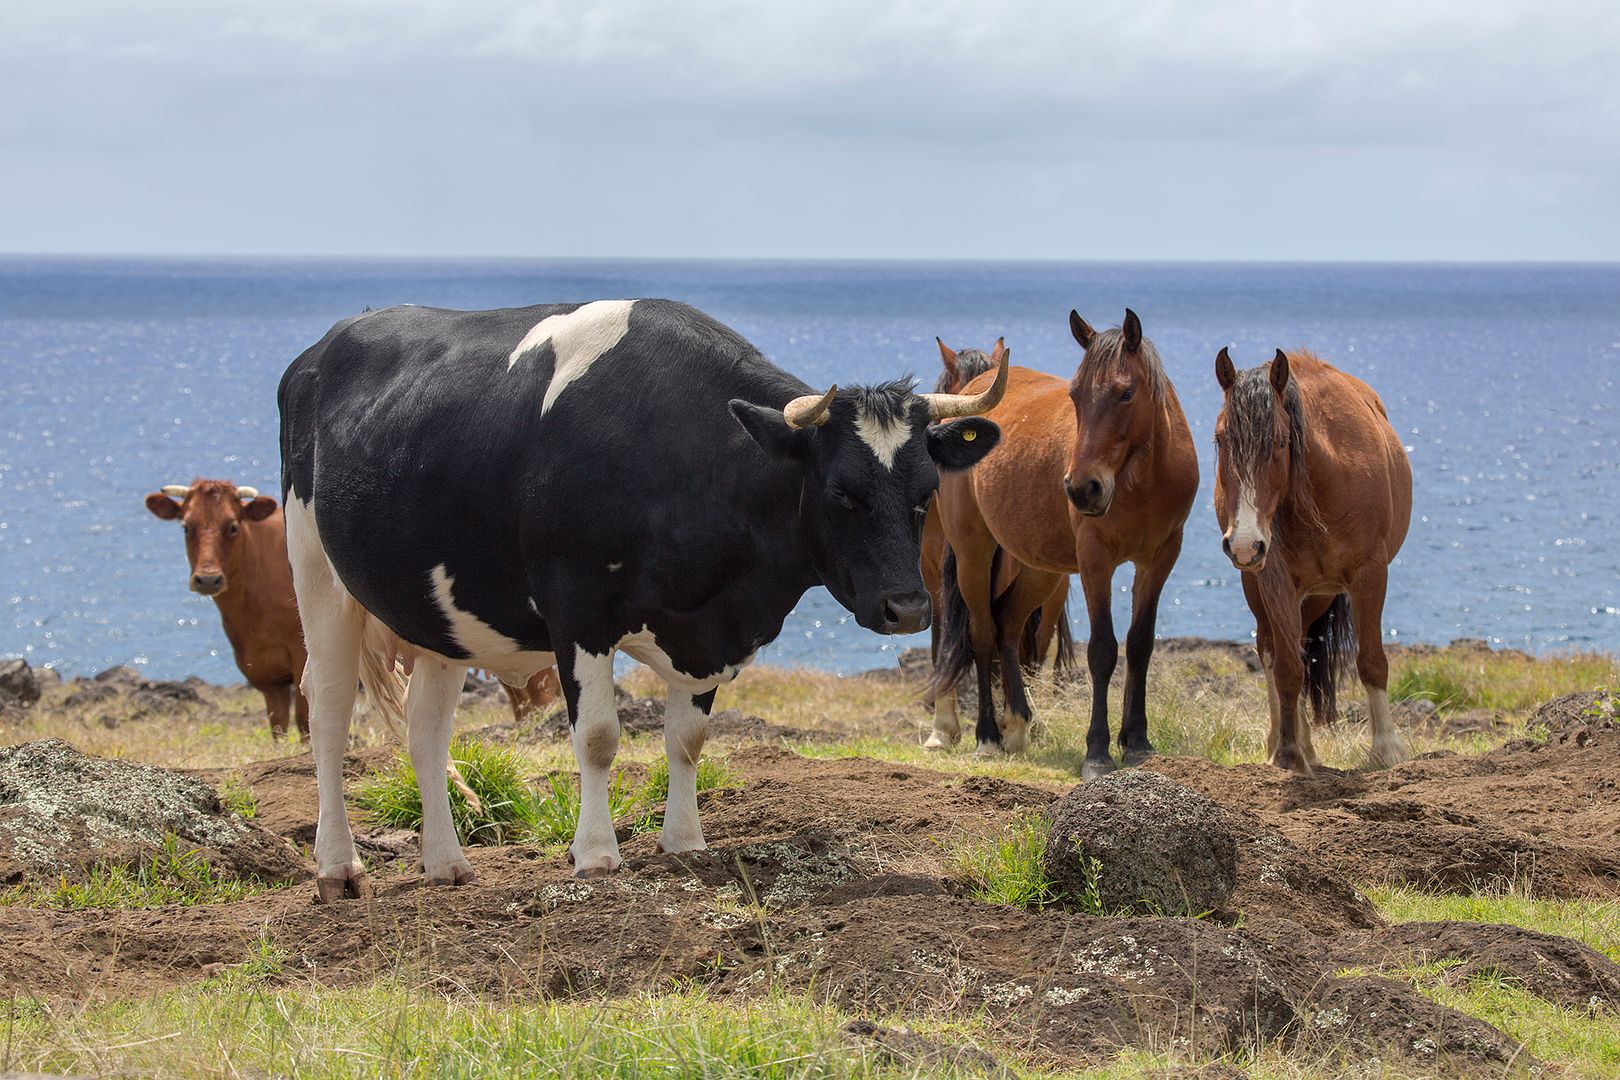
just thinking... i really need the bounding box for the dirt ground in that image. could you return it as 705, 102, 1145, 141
3, 650, 1618, 1073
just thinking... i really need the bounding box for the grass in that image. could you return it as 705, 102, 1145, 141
0, 834, 276, 910
1369, 884, 1620, 965
1389, 649, 1618, 715
217, 774, 258, 818
945, 809, 1063, 911
0, 981, 1019, 1079
354, 737, 552, 846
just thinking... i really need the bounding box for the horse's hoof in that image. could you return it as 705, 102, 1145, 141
424, 863, 476, 887
973, 740, 1005, 758
1269, 747, 1314, 776
1080, 756, 1117, 781
315, 870, 372, 903
1370, 736, 1411, 769
1121, 746, 1157, 767
999, 722, 1030, 755
922, 730, 958, 751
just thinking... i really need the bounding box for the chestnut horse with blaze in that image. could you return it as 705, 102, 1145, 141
921, 337, 1072, 748
1213, 348, 1411, 774
932, 311, 1198, 776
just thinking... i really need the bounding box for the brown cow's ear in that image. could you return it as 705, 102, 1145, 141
242, 496, 278, 522
1215, 347, 1236, 391
935, 337, 960, 388
1069, 310, 1094, 349
1270, 349, 1290, 393
145, 493, 181, 520
1122, 309, 1143, 353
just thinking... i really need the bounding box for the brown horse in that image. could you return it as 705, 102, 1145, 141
920, 338, 1072, 749
1213, 348, 1412, 774
932, 310, 1198, 775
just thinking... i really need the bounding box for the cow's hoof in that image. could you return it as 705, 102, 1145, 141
655, 837, 707, 855
572, 856, 621, 879
314, 867, 372, 903
424, 862, 476, 887
1080, 755, 1117, 781
1121, 746, 1157, 767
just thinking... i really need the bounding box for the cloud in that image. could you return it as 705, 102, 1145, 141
1, 1, 1616, 258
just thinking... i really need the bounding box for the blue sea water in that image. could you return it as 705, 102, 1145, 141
1, 256, 1616, 682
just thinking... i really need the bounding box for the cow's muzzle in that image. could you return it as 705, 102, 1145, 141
191, 572, 226, 596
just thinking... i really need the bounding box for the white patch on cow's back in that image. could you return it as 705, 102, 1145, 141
507, 299, 637, 414
854, 403, 914, 471
430, 564, 554, 678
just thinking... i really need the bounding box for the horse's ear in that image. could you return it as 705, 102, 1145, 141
1122, 309, 1143, 353
1215, 347, 1236, 391
935, 337, 960, 387
989, 337, 1007, 366
1270, 349, 1291, 394
1069, 310, 1094, 349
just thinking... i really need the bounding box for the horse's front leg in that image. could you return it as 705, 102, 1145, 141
1077, 549, 1118, 780
1350, 563, 1410, 768
1119, 533, 1181, 766
1255, 571, 1310, 775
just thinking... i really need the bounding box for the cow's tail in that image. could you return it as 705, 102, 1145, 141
358, 617, 482, 814
928, 544, 998, 700
1304, 593, 1356, 726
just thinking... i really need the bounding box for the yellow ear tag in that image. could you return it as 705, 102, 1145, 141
962, 429, 977, 441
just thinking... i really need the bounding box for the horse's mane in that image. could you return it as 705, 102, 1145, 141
1226, 357, 1323, 535
1070, 328, 1169, 403
935, 348, 996, 393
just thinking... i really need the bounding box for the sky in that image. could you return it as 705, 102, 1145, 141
3, 1, 1618, 261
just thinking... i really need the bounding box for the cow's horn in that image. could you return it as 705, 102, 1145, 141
921, 352, 1009, 419
234, 486, 260, 499
783, 385, 836, 429
160, 485, 190, 499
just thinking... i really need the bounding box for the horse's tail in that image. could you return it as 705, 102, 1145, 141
928, 543, 998, 700
1051, 594, 1078, 677
1304, 593, 1356, 726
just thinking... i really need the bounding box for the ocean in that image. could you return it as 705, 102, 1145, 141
1, 256, 1616, 682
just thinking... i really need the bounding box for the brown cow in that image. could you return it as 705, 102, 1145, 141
145, 479, 309, 739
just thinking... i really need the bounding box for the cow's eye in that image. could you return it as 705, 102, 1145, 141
829, 485, 853, 509
226, 522, 240, 537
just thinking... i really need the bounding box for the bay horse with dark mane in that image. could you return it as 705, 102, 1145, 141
920, 338, 1073, 749
1213, 348, 1411, 774
932, 310, 1198, 775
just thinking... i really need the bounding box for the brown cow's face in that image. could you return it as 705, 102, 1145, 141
145, 481, 277, 597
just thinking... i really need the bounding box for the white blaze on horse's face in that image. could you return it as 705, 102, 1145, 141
1225, 481, 1268, 571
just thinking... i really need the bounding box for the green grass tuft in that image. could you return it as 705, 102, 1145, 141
354, 737, 548, 846
945, 810, 1071, 911
0, 834, 274, 910
217, 775, 258, 819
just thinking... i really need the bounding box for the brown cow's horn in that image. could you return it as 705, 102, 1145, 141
783, 385, 837, 429
921, 351, 1010, 419
160, 485, 190, 499
234, 486, 260, 499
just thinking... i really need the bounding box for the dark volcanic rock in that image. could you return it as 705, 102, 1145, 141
92, 665, 142, 686
62, 682, 118, 709
0, 738, 305, 885
129, 678, 204, 712
0, 658, 41, 706
1303, 976, 1535, 1074
1045, 770, 1238, 917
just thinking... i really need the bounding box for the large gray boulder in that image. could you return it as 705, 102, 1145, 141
1045, 769, 1238, 917
0, 738, 304, 885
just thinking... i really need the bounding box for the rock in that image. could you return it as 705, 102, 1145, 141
62, 683, 118, 709
0, 658, 40, 706
1303, 976, 1534, 1073
129, 679, 204, 712
35, 665, 63, 688
93, 665, 142, 685
0, 739, 305, 886
1045, 770, 1238, 917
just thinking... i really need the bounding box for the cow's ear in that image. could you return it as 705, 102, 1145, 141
145, 492, 181, 520
242, 496, 278, 522
927, 417, 1000, 472
729, 399, 808, 459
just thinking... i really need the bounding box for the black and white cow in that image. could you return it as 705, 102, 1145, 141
278, 298, 1007, 897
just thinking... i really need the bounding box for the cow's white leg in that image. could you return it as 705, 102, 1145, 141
1367, 686, 1410, 768
407, 659, 475, 886
923, 691, 961, 750
285, 497, 367, 902
659, 688, 710, 854
568, 646, 622, 878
